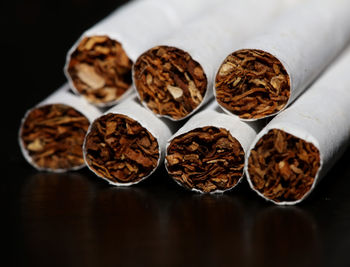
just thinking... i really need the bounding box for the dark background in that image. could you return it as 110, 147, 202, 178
3, 1, 350, 266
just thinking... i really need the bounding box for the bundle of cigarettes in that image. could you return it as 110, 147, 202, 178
18, 0, 350, 205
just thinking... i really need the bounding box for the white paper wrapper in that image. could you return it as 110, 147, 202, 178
165, 101, 259, 193
133, 0, 303, 121
65, 0, 228, 107
19, 84, 102, 172
83, 94, 175, 186
216, 0, 350, 121
245, 46, 350, 205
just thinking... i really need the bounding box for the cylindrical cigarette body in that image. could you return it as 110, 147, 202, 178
65, 0, 227, 107
165, 101, 258, 193
245, 46, 350, 205
133, 0, 301, 121
215, 0, 350, 121
83, 95, 175, 186
19, 84, 101, 172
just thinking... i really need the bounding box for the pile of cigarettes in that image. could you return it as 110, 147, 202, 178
18, 0, 350, 205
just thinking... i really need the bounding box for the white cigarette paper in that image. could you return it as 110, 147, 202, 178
165, 101, 258, 193
19, 84, 101, 172
65, 0, 227, 107
215, 0, 350, 121
83, 95, 175, 186
245, 46, 350, 205
133, 0, 303, 121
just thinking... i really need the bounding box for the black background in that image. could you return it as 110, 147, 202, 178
3, 1, 350, 266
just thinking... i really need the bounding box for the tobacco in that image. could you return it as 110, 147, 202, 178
20, 104, 90, 170
166, 126, 244, 193
68, 35, 133, 105
248, 129, 320, 202
215, 49, 290, 119
84, 113, 159, 184
133, 46, 207, 120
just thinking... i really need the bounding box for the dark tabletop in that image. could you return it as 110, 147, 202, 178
3, 1, 350, 266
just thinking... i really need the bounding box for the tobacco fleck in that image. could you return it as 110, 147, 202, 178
84, 113, 159, 184
20, 104, 90, 170
247, 129, 320, 202
68, 35, 133, 105
215, 49, 290, 119
133, 46, 207, 120
166, 126, 244, 193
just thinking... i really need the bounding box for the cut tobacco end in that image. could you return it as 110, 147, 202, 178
166, 126, 245, 193
215, 49, 290, 119
84, 113, 159, 184
133, 46, 207, 120
20, 104, 90, 171
247, 129, 320, 203
67, 35, 133, 105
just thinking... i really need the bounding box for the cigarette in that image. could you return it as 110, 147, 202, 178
215, 0, 350, 121
19, 84, 101, 172
165, 101, 258, 193
65, 0, 228, 107
245, 46, 350, 205
134, 46, 207, 120
83, 95, 175, 186
133, 0, 303, 121
67, 36, 133, 107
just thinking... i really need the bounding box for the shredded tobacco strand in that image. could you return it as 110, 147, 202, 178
166, 127, 244, 193
215, 49, 290, 119
68, 35, 133, 105
248, 129, 320, 202
133, 46, 207, 120
84, 114, 159, 184
20, 104, 90, 170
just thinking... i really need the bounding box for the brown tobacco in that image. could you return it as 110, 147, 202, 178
133, 46, 207, 120
248, 129, 320, 202
215, 49, 290, 119
166, 126, 245, 193
84, 113, 159, 184
68, 35, 133, 105
20, 104, 90, 170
